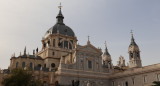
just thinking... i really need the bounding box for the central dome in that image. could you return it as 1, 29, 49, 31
44, 24, 75, 38
44, 7, 75, 38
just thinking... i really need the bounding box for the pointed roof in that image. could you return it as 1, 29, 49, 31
104, 41, 110, 56
129, 31, 137, 47
24, 46, 26, 55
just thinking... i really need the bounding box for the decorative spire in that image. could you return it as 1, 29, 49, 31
36, 47, 38, 53
87, 36, 90, 44
104, 41, 110, 56
105, 41, 107, 48
56, 3, 64, 24
19, 52, 21, 56
13, 53, 15, 57
131, 30, 134, 42
130, 30, 137, 46
24, 46, 26, 55
33, 50, 35, 55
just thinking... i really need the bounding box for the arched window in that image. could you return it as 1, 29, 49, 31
22, 62, 25, 68
51, 63, 55, 68
29, 62, 32, 68
16, 62, 19, 68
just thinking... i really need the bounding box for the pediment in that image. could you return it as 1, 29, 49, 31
77, 44, 102, 55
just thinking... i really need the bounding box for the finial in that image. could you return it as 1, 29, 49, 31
105, 41, 107, 48
88, 36, 90, 41
13, 53, 15, 57
87, 36, 90, 44
20, 52, 21, 56
33, 50, 35, 55
58, 2, 62, 10
131, 30, 133, 37
24, 46, 26, 55
27, 52, 29, 57
36, 47, 38, 53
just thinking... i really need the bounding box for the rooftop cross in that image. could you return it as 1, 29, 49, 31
88, 36, 90, 41
58, 2, 62, 10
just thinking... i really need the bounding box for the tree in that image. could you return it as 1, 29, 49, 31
2, 69, 42, 86
152, 81, 160, 86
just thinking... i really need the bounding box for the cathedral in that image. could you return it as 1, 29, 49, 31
1, 4, 160, 86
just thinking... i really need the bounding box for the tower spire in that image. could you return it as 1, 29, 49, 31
105, 41, 107, 48
104, 41, 110, 56
130, 30, 137, 46
87, 36, 90, 44
24, 46, 26, 55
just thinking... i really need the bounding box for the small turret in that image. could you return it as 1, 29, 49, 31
24, 46, 26, 55
128, 31, 142, 68
102, 41, 113, 69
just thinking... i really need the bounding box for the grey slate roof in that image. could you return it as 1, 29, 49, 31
44, 8, 75, 38
129, 35, 138, 47
44, 24, 75, 38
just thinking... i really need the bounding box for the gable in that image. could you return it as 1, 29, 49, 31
77, 44, 102, 55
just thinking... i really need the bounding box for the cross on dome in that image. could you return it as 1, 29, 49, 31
58, 2, 62, 10
105, 41, 107, 48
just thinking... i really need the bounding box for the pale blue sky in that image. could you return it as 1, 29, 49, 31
0, 0, 160, 69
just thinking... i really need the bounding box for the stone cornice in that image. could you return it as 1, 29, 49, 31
109, 63, 160, 79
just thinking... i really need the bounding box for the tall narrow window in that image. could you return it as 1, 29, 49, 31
22, 62, 25, 68
125, 81, 128, 86
16, 62, 18, 68
132, 77, 135, 85
96, 63, 99, 69
29, 62, 32, 68
53, 39, 55, 47
64, 41, 68, 49
137, 52, 139, 57
112, 81, 115, 86
44, 64, 46, 68
52, 52, 55, 56
88, 60, 92, 69
69, 43, 72, 49
144, 76, 147, 83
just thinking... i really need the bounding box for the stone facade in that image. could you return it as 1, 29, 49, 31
0, 5, 159, 86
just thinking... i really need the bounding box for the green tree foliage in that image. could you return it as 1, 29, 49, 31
2, 69, 42, 86
152, 81, 160, 86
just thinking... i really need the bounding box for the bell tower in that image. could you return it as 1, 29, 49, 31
128, 31, 142, 68
102, 41, 113, 69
